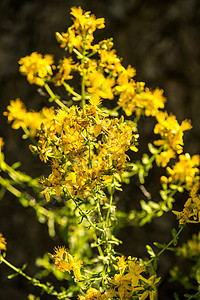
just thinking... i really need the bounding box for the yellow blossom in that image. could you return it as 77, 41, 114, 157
56, 7, 105, 52
78, 288, 108, 300
117, 256, 127, 275
116, 68, 165, 117
53, 57, 77, 86
19, 52, 54, 86
32, 105, 138, 199
86, 69, 115, 100
107, 257, 159, 300
156, 149, 176, 167
173, 182, 200, 224
165, 153, 200, 189
0, 233, 7, 251
4, 98, 55, 137
0, 137, 4, 155
154, 111, 192, 155
49, 246, 82, 280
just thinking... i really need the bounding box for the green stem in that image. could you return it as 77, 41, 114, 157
62, 82, 81, 100
73, 199, 104, 232
44, 83, 66, 110
106, 176, 115, 226
73, 48, 89, 62
81, 64, 86, 110
0, 176, 22, 198
1, 257, 68, 298
64, 188, 103, 232
148, 224, 185, 266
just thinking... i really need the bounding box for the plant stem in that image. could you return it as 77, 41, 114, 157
44, 83, 66, 110
147, 224, 185, 266
62, 82, 81, 100
1, 257, 68, 298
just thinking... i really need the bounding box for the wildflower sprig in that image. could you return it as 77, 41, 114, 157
1, 5, 200, 300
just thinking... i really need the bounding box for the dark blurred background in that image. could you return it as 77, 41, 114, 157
0, 0, 200, 299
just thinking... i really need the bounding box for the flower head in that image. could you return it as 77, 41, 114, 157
0, 233, 7, 251
173, 182, 200, 224
78, 288, 108, 300
49, 246, 82, 281
164, 153, 199, 189
56, 7, 105, 52
0, 137, 4, 155
4, 98, 55, 137
19, 52, 54, 86
154, 111, 192, 155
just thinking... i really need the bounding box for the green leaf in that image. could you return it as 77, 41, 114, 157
7, 272, 19, 279
154, 242, 165, 249
148, 143, 157, 154
146, 245, 155, 257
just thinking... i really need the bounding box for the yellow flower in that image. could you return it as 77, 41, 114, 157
19, 52, 54, 86
78, 288, 108, 300
34, 105, 138, 199
86, 69, 115, 100
156, 149, 176, 167
117, 256, 127, 275
154, 111, 192, 155
173, 182, 200, 224
4, 98, 55, 137
108, 257, 160, 300
99, 48, 124, 77
49, 246, 82, 281
53, 57, 77, 86
0, 137, 4, 155
0, 233, 7, 251
56, 7, 105, 52
166, 153, 200, 189
116, 67, 165, 117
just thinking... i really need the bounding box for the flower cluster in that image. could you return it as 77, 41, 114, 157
49, 246, 82, 281
4, 98, 55, 137
78, 256, 159, 300
19, 52, 54, 86
0, 137, 4, 155
154, 111, 192, 166
56, 6, 105, 53
2, 6, 200, 300
116, 82, 166, 117
53, 57, 77, 86
107, 257, 159, 300
173, 182, 200, 224
78, 288, 107, 300
0, 233, 7, 251
32, 105, 138, 201
161, 153, 200, 189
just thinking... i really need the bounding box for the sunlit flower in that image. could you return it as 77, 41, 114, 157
164, 153, 200, 189
53, 57, 77, 86
49, 246, 82, 280
107, 257, 159, 300
0, 233, 7, 251
156, 149, 176, 167
78, 288, 108, 300
0, 137, 4, 155
32, 105, 138, 200
4, 98, 55, 137
154, 111, 192, 155
173, 182, 200, 224
56, 7, 105, 52
19, 52, 54, 86
116, 71, 166, 117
